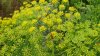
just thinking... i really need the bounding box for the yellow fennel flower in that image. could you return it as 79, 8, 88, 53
59, 4, 65, 10
57, 25, 63, 30
98, 24, 100, 26
35, 5, 41, 11
21, 21, 28, 26
52, 0, 58, 4
74, 12, 80, 17
47, 20, 53, 27
32, 19, 37, 24
39, 26, 46, 31
56, 18, 62, 24
39, 0, 45, 3
23, 1, 28, 5
57, 11, 64, 16
65, 13, 71, 19
31, 1, 37, 5
69, 7, 76, 11
42, 18, 48, 23
62, 0, 68, 3
29, 27, 36, 32
74, 12, 81, 19
52, 9, 58, 13
50, 31, 57, 38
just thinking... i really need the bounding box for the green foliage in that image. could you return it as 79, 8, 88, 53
0, 0, 100, 56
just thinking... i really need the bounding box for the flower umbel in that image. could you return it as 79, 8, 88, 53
39, 0, 45, 3
69, 7, 76, 11
59, 4, 65, 10
74, 12, 81, 19
62, 0, 68, 3
65, 13, 71, 19
39, 26, 46, 32
50, 31, 57, 38
29, 27, 36, 32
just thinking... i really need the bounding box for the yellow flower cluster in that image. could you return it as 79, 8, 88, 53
31, 1, 37, 5
39, 0, 45, 3
28, 27, 36, 32
23, 1, 28, 5
62, 0, 68, 3
59, 4, 65, 10
42, 18, 54, 27
39, 26, 46, 32
31, 19, 37, 24
52, 9, 58, 13
52, 0, 58, 4
98, 24, 100, 26
74, 12, 81, 19
69, 7, 76, 11
65, 13, 71, 19
57, 11, 64, 16
50, 31, 57, 37
21, 21, 28, 27
56, 18, 62, 24
34, 5, 41, 11
66, 21, 74, 32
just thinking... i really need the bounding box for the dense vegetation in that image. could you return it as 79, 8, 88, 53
0, 0, 100, 56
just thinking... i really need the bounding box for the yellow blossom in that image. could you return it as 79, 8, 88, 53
74, 12, 80, 17
46, 20, 53, 27
23, 1, 28, 5
39, 0, 45, 3
52, 9, 58, 13
59, 4, 65, 10
69, 7, 76, 11
39, 26, 46, 31
62, 0, 68, 3
52, 0, 58, 4
21, 21, 28, 26
31, 1, 37, 5
45, 7, 50, 12
59, 43, 65, 49
25, 4, 32, 8
42, 18, 48, 23
57, 25, 63, 30
65, 13, 71, 19
74, 12, 81, 19
42, 13, 47, 16
29, 27, 36, 32
32, 19, 37, 24
98, 24, 100, 26
50, 31, 57, 37
35, 5, 41, 11
56, 18, 62, 24
57, 11, 64, 16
